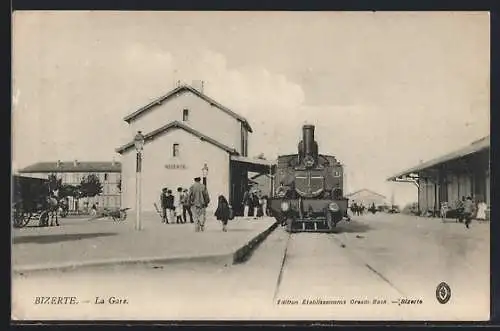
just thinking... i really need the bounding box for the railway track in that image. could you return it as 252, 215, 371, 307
271, 228, 406, 304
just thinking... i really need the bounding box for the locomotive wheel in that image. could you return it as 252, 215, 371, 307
39, 211, 49, 227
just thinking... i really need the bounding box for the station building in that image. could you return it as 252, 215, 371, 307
387, 136, 490, 218
116, 83, 276, 215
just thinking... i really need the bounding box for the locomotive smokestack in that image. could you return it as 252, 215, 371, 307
302, 125, 315, 157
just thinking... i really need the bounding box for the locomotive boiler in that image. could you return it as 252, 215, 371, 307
270, 124, 349, 232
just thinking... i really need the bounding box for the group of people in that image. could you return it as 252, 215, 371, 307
159, 177, 234, 232
449, 196, 488, 229
349, 202, 366, 216
242, 188, 269, 219
160, 187, 194, 224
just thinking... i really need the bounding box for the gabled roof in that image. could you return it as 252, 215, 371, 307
387, 135, 490, 181
18, 161, 121, 173
345, 189, 386, 199
230, 155, 276, 167
115, 121, 239, 155
250, 173, 272, 180
123, 84, 253, 133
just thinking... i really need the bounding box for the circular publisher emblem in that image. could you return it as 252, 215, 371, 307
436, 282, 451, 304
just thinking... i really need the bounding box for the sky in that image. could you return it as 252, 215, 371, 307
12, 11, 490, 206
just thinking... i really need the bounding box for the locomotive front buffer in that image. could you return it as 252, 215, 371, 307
274, 197, 350, 232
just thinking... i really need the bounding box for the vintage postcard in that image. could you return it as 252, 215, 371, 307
11, 11, 490, 321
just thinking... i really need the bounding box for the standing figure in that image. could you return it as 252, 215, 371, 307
476, 199, 488, 220
215, 195, 230, 232
463, 196, 475, 229
350, 202, 358, 216
166, 190, 175, 224
252, 192, 260, 219
261, 195, 268, 217
456, 196, 465, 223
174, 187, 183, 223
440, 202, 449, 221
189, 177, 210, 232
242, 188, 251, 218
182, 188, 193, 223
160, 188, 168, 223
90, 203, 98, 217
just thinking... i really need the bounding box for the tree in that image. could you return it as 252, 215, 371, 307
59, 184, 82, 199
47, 173, 62, 192
79, 174, 103, 199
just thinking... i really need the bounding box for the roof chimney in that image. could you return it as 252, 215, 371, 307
56, 160, 61, 168
191, 80, 204, 93
73, 159, 78, 167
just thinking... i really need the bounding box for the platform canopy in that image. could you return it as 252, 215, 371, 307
230, 155, 276, 173
387, 135, 490, 183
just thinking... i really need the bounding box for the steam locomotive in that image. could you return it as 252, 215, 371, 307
270, 125, 349, 232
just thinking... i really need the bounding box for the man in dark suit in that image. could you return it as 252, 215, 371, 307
160, 188, 168, 223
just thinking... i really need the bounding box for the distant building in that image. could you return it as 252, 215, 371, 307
388, 136, 490, 216
345, 189, 387, 207
17, 160, 122, 211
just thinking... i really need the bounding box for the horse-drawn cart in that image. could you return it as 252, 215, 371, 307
12, 175, 52, 228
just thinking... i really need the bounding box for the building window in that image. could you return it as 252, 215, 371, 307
104, 173, 108, 181
241, 125, 248, 157
173, 143, 180, 157
182, 109, 189, 121
333, 171, 341, 177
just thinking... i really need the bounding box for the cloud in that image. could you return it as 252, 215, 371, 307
12, 46, 307, 167
12, 41, 488, 205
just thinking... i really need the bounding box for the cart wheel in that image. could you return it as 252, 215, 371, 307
13, 210, 32, 228
39, 211, 49, 227
13, 209, 22, 228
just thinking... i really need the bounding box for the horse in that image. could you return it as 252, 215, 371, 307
45, 196, 61, 226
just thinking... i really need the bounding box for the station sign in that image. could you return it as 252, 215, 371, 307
165, 164, 187, 169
